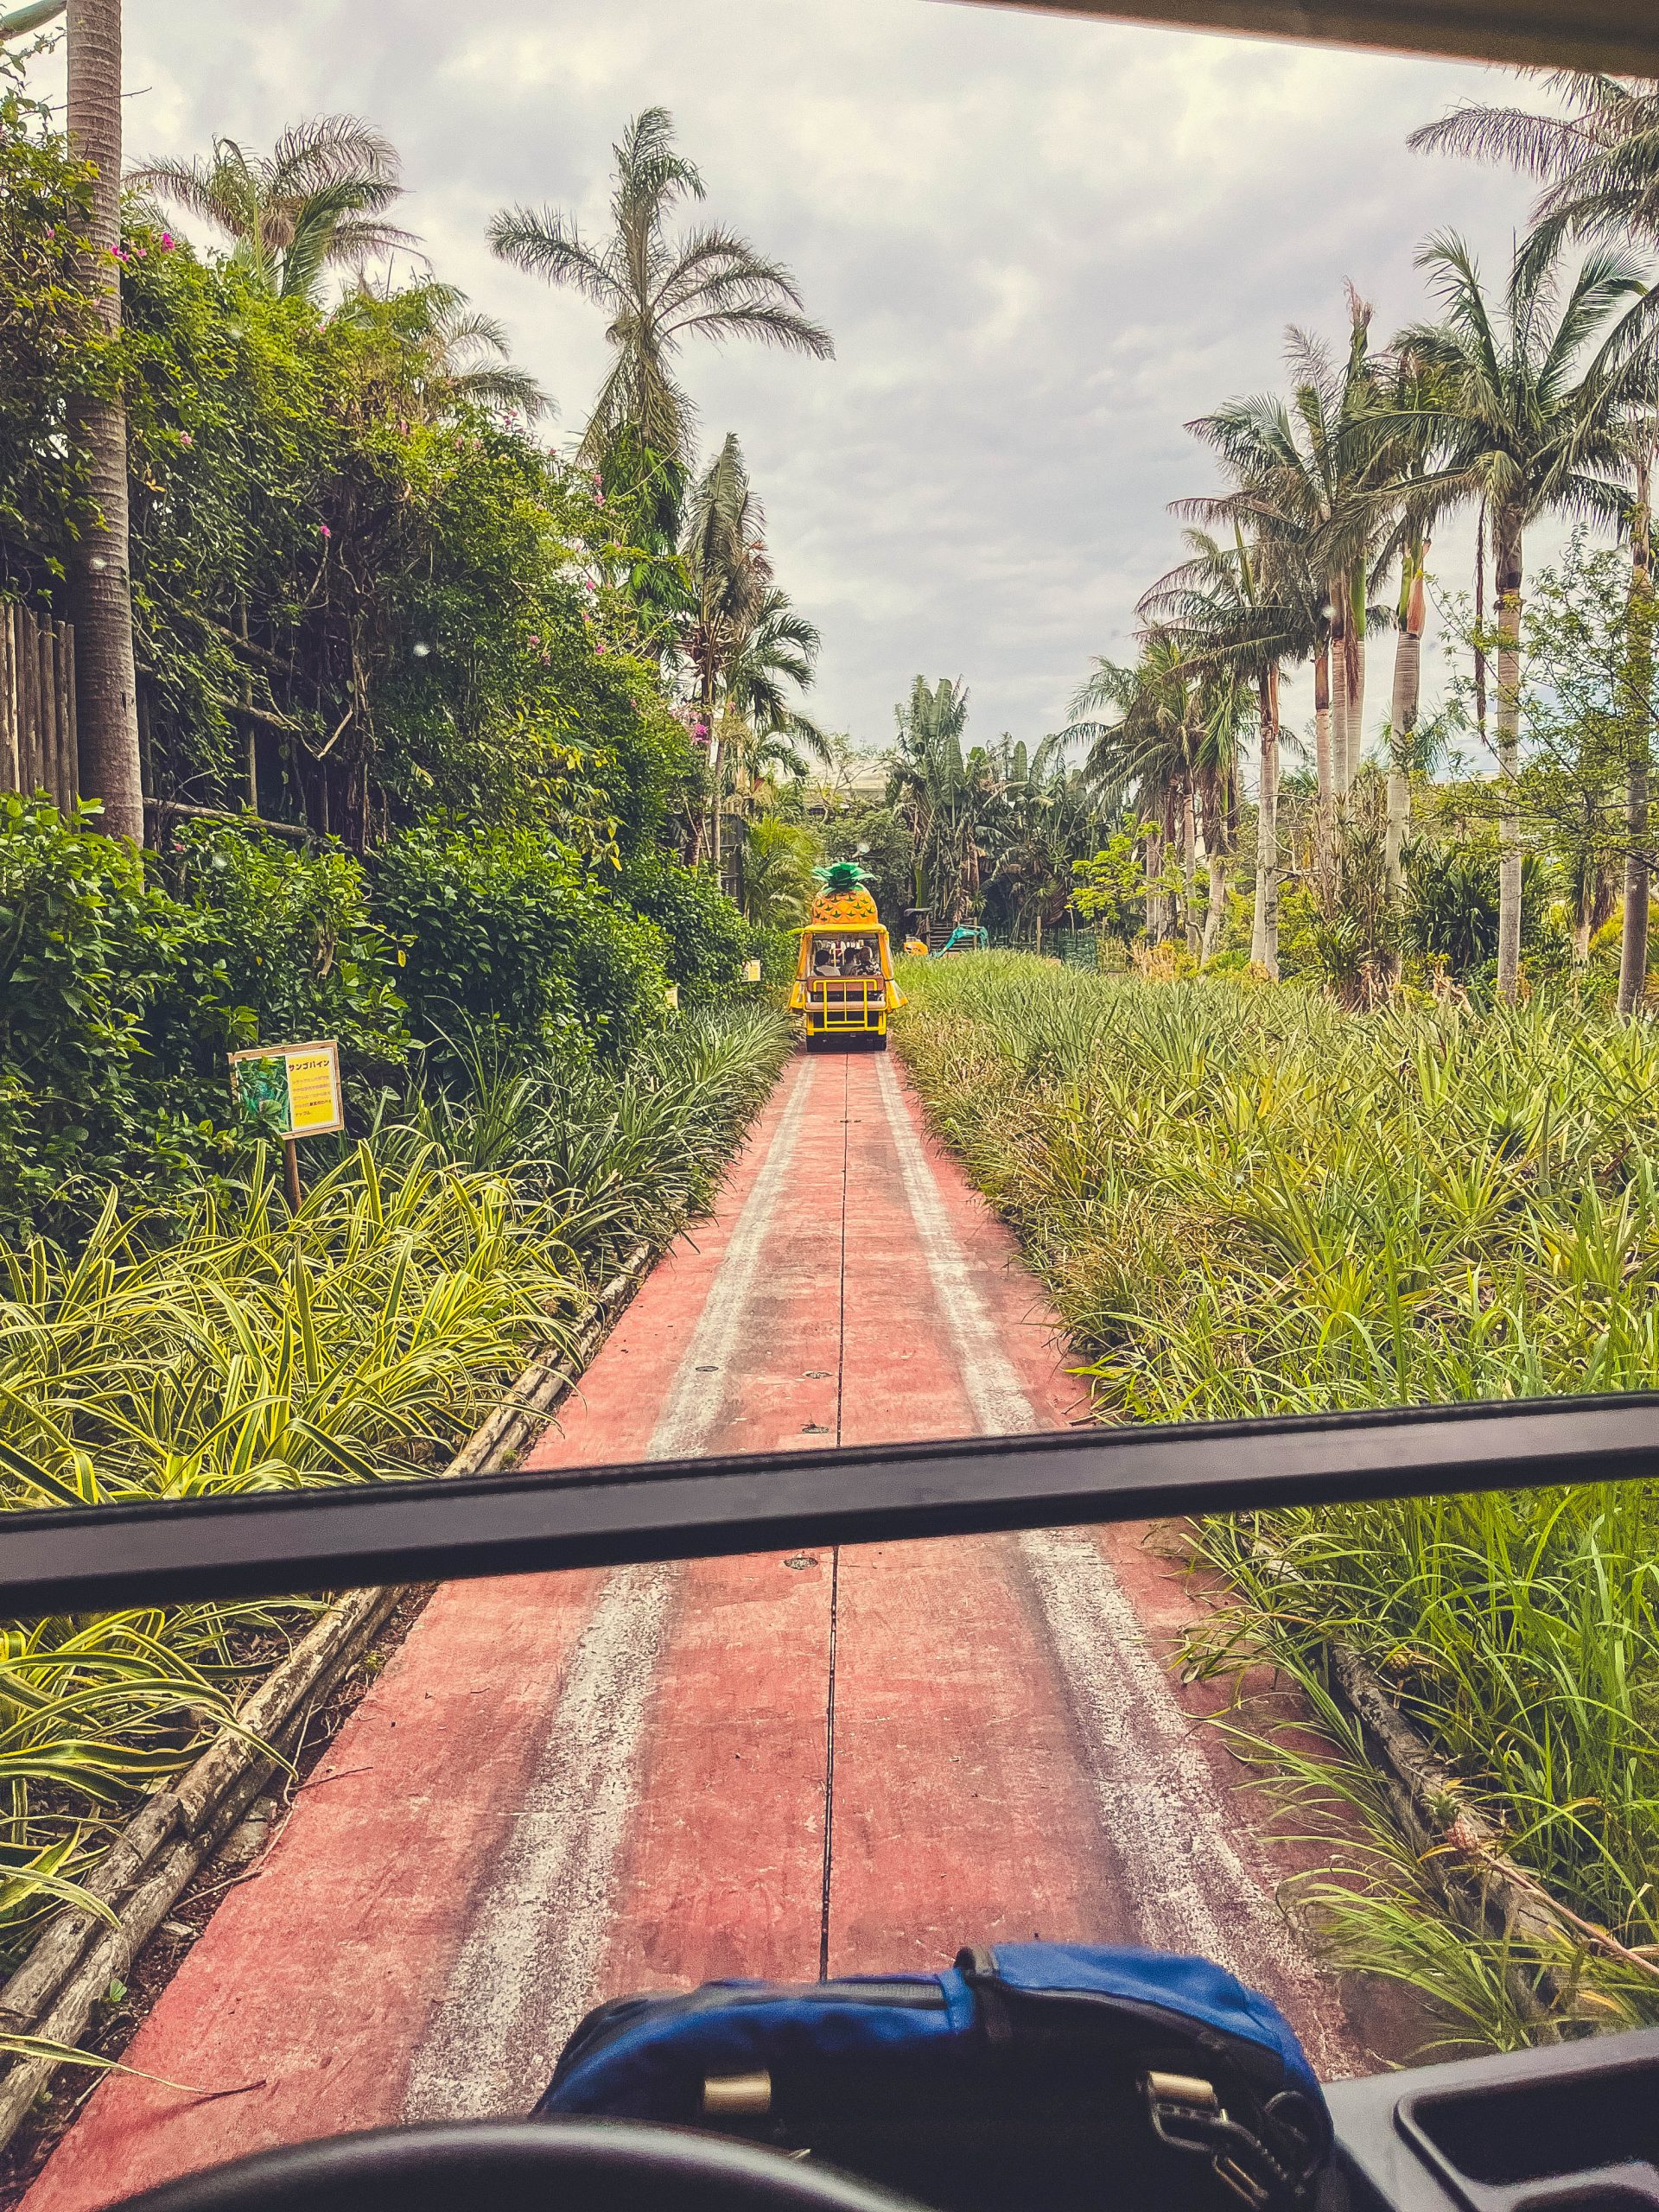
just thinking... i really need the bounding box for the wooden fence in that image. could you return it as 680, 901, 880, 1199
0, 601, 78, 814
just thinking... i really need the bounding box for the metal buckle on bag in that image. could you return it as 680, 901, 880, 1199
1143, 2071, 1284, 2210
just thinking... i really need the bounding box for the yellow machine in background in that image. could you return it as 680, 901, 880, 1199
789, 863, 904, 1046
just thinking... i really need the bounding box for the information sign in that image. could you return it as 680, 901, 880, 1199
228, 1040, 345, 1139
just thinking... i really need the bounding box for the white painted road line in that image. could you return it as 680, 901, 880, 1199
873, 1056, 1342, 2068
400, 1558, 680, 2120
647, 1056, 816, 1462
404, 1061, 817, 2117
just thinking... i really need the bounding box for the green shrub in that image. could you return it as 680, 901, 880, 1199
160, 823, 409, 1091
617, 848, 747, 1007
374, 818, 666, 1065
736, 817, 819, 929
0, 798, 234, 1231
747, 925, 800, 988
1402, 843, 1549, 981
570, 898, 671, 1059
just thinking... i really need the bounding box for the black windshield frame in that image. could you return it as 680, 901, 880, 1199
2, 1391, 1653, 1616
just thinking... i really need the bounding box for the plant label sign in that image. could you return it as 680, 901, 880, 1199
229, 1040, 344, 1139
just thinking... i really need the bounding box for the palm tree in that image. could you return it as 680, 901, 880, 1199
1363, 344, 1454, 903
1384, 538, 1429, 899
489, 108, 832, 468
1065, 633, 1224, 950
680, 434, 768, 868
676, 440, 825, 869
720, 589, 830, 825
724, 589, 822, 745
0, 2, 66, 36
331, 281, 547, 420
736, 815, 819, 928
1184, 289, 1389, 831
129, 118, 414, 302
67, 0, 142, 842
889, 677, 987, 925
1388, 230, 1656, 998
1618, 444, 1654, 1015
1410, 76, 1659, 264
982, 733, 1103, 947
1410, 81, 1659, 1005
1141, 528, 1321, 973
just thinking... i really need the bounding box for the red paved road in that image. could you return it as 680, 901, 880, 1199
27, 1050, 1371, 2211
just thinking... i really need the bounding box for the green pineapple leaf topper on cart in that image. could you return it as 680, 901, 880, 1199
814, 861, 871, 895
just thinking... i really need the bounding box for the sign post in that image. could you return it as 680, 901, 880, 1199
228, 1040, 346, 1211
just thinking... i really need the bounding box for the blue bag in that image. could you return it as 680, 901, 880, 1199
537, 1943, 1332, 2211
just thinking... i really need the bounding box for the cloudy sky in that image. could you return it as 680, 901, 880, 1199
35, 1, 1549, 755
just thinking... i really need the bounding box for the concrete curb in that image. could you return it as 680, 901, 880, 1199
0, 1237, 658, 2152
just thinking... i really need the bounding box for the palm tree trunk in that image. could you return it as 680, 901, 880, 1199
1473, 501, 1488, 748
1329, 588, 1351, 805
1345, 573, 1367, 791
1313, 641, 1332, 852
1144, 823, 1164, 944
1250, 663, 1281, 979
1385, 545, 1426, 904
1182, 790, 1199, 956
1199, 787, 1227, 961
1203, 847, 1227, 961
1617, 453, 1652, 1020
67, 0, 143, 844
1494, 509, 1524, 1004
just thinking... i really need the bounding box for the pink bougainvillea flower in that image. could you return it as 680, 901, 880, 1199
160, 232, 174, 250
527, 633, 541, 647
595, 642, 607, 655
319, 523, 332, 539
584, 577, 596, 591
178, 430, 194, 448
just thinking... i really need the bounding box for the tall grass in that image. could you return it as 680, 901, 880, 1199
0, 1005, 792, 1968
895, 957, 1659, 2037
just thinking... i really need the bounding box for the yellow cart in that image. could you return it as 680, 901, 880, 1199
788, 863, 905, 1047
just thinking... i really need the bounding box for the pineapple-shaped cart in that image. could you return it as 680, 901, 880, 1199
787, 862, 906, 1047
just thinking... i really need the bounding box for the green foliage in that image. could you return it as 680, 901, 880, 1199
1071, 828, 1148, 946
372, 818, 666, 1065
161, 823, 409, 1083
618, 846, 747, 1007
746, 925, 799, 988
1403, 844, 1551, 984
741, 818, 820, 927
0, 1000, 792, 1960
0, 80, 109, 588
820, 803, 913, 930
0, 802, 765, 1230
0, 799, 236, 1234
105, 217, 702, 846
896, 956, 1659, 2031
